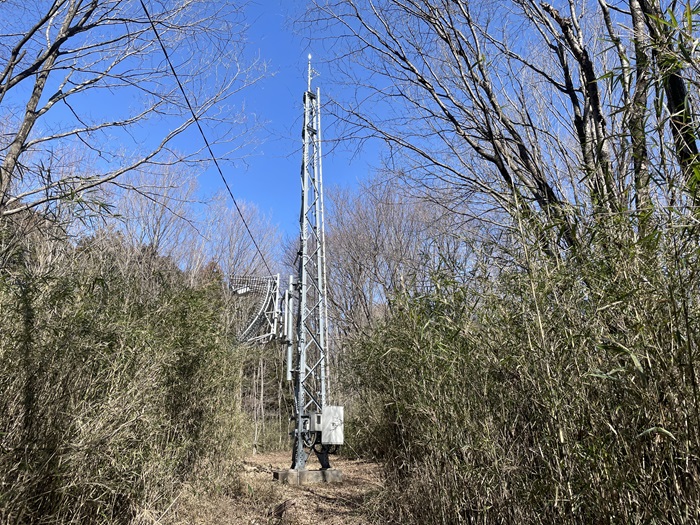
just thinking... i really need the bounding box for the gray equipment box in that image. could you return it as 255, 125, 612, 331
308, 411, 323, 432
307, 406, 344, 445
320, 405, 344, 445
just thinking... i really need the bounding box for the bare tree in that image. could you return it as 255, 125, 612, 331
109, 164, 200, 260
326, 177, 471, 336
184, 193, 280, 280
107, 170, 279, 279
308, 0, 700, 256
0, 0, 263, 218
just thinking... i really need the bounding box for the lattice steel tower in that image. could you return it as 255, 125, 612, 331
284, 56, 343, 472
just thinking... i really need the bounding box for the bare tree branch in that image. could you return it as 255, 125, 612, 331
0, 0, 265, 216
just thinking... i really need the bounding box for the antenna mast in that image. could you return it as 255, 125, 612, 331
287, 56, 342, 472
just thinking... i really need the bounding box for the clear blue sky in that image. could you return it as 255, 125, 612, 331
211, 0, 374, 238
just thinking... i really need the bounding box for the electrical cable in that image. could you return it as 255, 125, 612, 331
139, 0, 274, 277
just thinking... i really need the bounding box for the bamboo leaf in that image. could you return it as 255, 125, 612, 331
637, 426, 676, 440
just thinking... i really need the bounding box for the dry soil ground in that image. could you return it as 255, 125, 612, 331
170, 451, 382, 525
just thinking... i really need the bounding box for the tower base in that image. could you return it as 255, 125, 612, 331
273, 469, 343, 485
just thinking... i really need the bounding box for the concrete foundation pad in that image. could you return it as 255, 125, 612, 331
273, 468, 343, 485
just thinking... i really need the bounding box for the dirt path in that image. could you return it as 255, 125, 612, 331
240, 451, 381, 524
169, 451, 381, 524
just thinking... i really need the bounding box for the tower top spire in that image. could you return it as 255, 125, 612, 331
307, 54, 313, 91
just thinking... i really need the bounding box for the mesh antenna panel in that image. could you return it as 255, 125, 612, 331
230, 274, 280, 343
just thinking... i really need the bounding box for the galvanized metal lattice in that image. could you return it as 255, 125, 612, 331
289, 57, 330, 470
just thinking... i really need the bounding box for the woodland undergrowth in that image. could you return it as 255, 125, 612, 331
0, 226, 246, 524
344, 217, 700, 524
